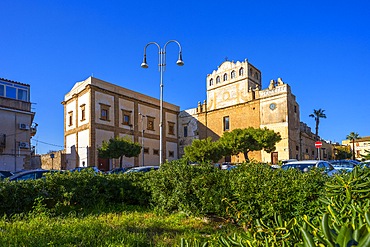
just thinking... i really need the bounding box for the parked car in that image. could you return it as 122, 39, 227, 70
69, 166, 102, 173
358, 160, 370, 168
281, 160, 338, 176
7, 169, 53, 181
0, 170, 13, 180
329, 160, 358, 172
124, 166, 159, 174
281, 159, 298, 165
106, 167, 129, 174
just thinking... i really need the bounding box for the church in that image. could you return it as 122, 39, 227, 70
178, 59, 332, 164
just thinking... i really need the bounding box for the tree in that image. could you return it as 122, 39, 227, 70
309, 109, 327, 141
333, 146, 352, 160
98, 136, 141, 168
184, 137, 224, 163
346, 132, 360, 160
219, 127, 281, 162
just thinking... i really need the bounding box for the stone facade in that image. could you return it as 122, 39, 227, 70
178, 60, 331, 164
62, 77, 180, 171
0, 78, 37, 172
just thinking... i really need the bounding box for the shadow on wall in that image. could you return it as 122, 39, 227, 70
178, 111, 220, 159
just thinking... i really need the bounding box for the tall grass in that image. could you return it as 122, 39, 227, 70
0, 203, 242, 247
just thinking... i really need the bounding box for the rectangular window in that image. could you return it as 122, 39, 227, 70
100, 104, 110, 121
153, 149, 159, 156
169, 151, 174, 158
223, 116, 230, 131
296, 146, 299, 151
168, 122, 175, 135
101, 109, 108, 120
184, 126, 188, 137
144, 148, 149, 154
80, 104, 86, 121
121, 110, 132, 126
17, 89, 28, 101
147, 117, 155, 131
68, 111, 73, 126
123, 115, 130, 125
0, 84, 4, 97
294, 105, 297, 113
6, 86, 16, 99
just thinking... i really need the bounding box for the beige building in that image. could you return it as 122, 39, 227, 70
179, 60, 333, 164
62, 77, 179, 171
0, 78, 37, 172
342, 136, 370, 160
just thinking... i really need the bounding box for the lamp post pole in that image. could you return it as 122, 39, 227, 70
139, 113, 146, 166
141, 40, 184, 164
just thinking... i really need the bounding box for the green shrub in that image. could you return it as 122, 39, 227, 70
0, 170, 153, 216
148, 159, 231, 216
224, 162, 328, 224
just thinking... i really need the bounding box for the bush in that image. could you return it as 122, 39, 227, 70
149, 159, 231, 215
225, 162, 328, 224
0, 170, 153, 216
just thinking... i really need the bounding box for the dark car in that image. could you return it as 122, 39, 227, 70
0, 170, 13, 180
106, 167, 129, 174
124, 166, 159, 174
7, 169, 52, 181
282, 160, 338, 176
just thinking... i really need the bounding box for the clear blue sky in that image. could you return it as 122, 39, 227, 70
1, 0, 369, 154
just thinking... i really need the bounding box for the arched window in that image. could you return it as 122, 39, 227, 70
231, 70, 236, 79
249, 68, 253, 75
209, 78, 213, 86
216, 76, 220, 84
239, 67, 244, 76
254, 72, 258, 79
223, 73, 228, 81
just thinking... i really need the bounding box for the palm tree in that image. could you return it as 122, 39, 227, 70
309, 109, 327, 141
346, 132, 360, 160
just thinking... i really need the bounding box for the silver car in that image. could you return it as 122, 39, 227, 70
281, 160, 338, 176
124, 166, 159, 174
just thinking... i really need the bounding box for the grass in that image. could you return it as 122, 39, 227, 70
0, 204, 242, 247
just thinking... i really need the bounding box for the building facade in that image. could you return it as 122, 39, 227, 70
178, 60, 333, 164
0, 78, 37, 172
342, 136, 370, 160
62, 77, 179, 171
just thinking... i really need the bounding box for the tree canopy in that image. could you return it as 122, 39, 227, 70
98, 136, 141, 168
184, 137, 224, 163
309, 109, 326, 141
334, 146, 352, 160
346, 132, 360, 160
219, 127, 282, 162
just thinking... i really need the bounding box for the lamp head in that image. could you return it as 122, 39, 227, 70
141, 55, 149, 68
176, 52, 184, 66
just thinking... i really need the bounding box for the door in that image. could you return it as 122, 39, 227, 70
98, 158, 109, 171
271, 152, 278, 165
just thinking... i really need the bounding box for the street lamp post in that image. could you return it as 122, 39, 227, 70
139, 113, 146, 166
141, 40, 184, 164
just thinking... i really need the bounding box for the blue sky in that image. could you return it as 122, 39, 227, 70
1, 0, 369, 154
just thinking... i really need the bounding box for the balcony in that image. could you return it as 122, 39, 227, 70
0, 97, 32, 112
30, 123, 38, 137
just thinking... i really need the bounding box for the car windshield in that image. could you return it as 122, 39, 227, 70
282, 163, 315, 172
331, 162, 354, 168
0, 171, 13, 178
